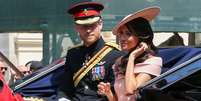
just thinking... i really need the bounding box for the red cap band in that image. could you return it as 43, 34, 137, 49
73, 9, 100, 18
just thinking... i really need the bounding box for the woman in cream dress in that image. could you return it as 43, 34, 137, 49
98, 7, 162, 101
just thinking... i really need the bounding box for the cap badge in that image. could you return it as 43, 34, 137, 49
83, 9, 88, 16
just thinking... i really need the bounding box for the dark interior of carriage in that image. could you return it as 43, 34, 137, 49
138, 47, 201, 101
11, 47, 201, 101
1, 0, 201, 100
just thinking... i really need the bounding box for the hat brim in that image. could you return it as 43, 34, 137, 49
75, 16, 100, 25
112, 6, 160, 35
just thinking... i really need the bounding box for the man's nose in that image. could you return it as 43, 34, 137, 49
86, 28, 92, 33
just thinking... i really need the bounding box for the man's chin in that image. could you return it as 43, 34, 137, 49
87, 37, 97, 42
84, 39, 96, 46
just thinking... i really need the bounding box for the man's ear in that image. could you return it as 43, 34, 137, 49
98, 20, 103, 29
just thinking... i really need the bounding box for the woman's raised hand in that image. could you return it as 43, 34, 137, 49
129, 42, 148, 59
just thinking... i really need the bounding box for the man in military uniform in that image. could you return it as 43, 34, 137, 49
58, 1, 124, 101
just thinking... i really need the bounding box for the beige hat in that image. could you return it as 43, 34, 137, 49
112, 6, 160, 35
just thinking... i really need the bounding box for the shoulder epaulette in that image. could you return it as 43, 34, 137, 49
105, 42, 120, 50
67, 43, 83, 50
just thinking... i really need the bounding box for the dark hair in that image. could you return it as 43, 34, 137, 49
126, 17, 157, 52
118, 17, 157, 74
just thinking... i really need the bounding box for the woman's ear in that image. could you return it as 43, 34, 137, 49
139, 42, 149, 50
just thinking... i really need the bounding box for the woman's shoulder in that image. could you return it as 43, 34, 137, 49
143, 55, 163, 66
134, 56, 162, 76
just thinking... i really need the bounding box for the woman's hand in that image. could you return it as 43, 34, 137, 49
129, 42, 148, 59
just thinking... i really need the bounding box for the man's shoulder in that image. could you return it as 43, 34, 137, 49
104, 42, 125, 59
105, 42, 120, 50
65, 44, 84, 58
67, 43, 83, 52
109, 49, 125, 57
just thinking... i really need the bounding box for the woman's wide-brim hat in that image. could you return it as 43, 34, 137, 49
112, 6, 160, 35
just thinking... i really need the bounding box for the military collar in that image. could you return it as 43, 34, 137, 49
84, 37, 105, 56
